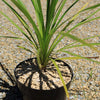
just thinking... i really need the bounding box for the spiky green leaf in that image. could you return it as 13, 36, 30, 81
51, 59, 69, 99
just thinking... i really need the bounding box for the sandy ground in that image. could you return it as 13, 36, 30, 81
0, 0, 100, 100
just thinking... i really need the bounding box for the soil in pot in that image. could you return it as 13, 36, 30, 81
14, 58, 73, 100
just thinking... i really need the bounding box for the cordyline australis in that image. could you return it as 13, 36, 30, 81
0, 0, 100, 99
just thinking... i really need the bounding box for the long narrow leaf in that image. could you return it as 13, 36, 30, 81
55, 0, 63, 13
46, 0, 58, 34
51, 0, 67, 29
61, 17, 100, 54
46, 34, 61, 59
45, 0, 79, 53
0, 36, 22, 39
57, 3, 100, 30
0, 25, 33, 46
56, 35, 100, 53
54, 0, 79, 29
66, 17, 100, 34
51, 59, 69, 100
82, 3, 100, 11
9, 0, 42, 47
80, 8, 100, 22
62, 51, 100, 64
47, 34, 64, 59
56, 56, 99, 60
51, 5, 100, 33
17, 0, 26, 9
10, 0, 38, 32
61, 2, 100, 31
63, 33, 100, 53
56, 17, 72, 30
57, 43, 100, 52
17, 45, 34, 54
67, 43, 100, 49
71, 2, 88, 21
0, 11, 37, 49
31, 0, 44, 38
46, 0, 50, 31
0, 25, 19, 36
61, 2, 88, 31
2, 0, 38, 49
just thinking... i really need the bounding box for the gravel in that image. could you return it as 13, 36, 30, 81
0, 0, 100, 100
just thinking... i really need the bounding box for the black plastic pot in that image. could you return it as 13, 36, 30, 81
14, 58, 73, 100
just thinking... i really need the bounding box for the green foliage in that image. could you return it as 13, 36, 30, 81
51, 59, 69, 99
0, 0, 100, 98
1, 0, 100, 68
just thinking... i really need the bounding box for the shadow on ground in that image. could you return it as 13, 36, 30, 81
0, 61, 84, 100
0, 62, 23, 100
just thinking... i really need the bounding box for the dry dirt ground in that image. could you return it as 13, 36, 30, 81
0, 0, 100, 100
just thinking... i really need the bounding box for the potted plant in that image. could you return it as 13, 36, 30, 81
0, 0, 100, 100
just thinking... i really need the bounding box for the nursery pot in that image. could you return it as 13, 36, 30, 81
14, 58, 73, 100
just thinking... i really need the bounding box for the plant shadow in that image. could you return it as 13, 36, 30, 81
15, 58, 59, 90
0, 62, 23, 100
15, 58, 72, 90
